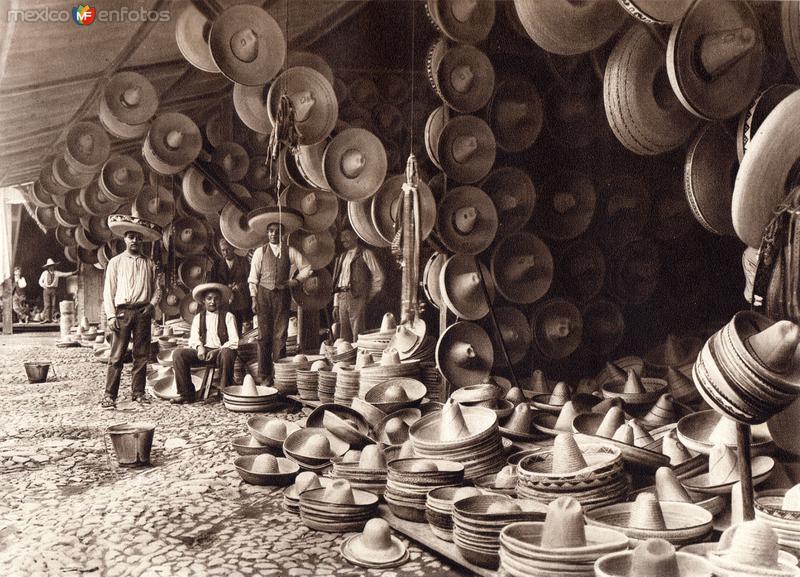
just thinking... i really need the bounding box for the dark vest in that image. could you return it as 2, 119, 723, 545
259, 243, 291, 290
335, 247, 371, 298
198, 310, 229, 347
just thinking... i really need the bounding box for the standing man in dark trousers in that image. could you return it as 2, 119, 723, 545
332, 228, 385, 342
38, 258, 77, 323
211, 238, 251, 332
101, 214, 162, 409
170, 282, 239, 404
247, 207, 310, 385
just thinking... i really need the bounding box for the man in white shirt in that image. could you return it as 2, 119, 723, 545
170, 283, 239, 404
332, 228, 385, 341
248, 218, 312, 385
38, 258, 77, 322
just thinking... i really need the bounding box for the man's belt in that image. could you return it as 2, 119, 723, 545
334, 286, 351, 294
116, 302, 149, 310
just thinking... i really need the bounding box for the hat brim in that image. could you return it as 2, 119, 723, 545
267, 67, 338, 145
435, 321, 493, 387
248, 206, 304, 236
430, 42, 495, 114
232, 82, 273, 134
175, 4, 220, 73
160, 287, 186, 316
182, 167, 228, 215
348, 200, 388, 248
107, 214, 162, 242
65, 122, 110, 171
282, 186, 338, 233
192, 282, 232, 305
323, 128, 387, 201
372, 176, 436, 245
212, 142, 250, 183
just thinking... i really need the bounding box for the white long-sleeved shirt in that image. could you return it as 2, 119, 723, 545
248, 243, 312, 297
39, 270, 72, 289
188, 310, 239, 350
334, 247, 384, 306
103, 251, 161, 320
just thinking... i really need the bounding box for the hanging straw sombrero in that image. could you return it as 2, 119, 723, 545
736, 84, 798, 162
291, 269, 333, 312
435, 322, 493, 388
437, 115, 496, 185
212, 141, 250, 183
132, 185, 175, 229
65, 121, 111, 174
348, 199, 388, 248
426, 0, 495, 44
143, 113, 202, 175
481, 167, 535, 237
439, 254, 495, 321
609, 239, 661, 305
487, 76, 543, 153
220, 185, 271, 250
181, 167, 228, 215
427, 40, 495, 114
557, 239, 606, 303
490, 232, 553, 305
267, 67, 338, 145
371, 175, 436, 245
530, 298, 583, 361
424, 106, 446, 170
436, 185, 497, 255
489, 306, 532, 367
533, 171, 596, 241
616, 0, 693, 24
178, 255, 212, 290
233, 82, 273, 135
175, 3, 220, 73
100, 71, 158, 129
52, 156, 93, 190
160, 285, 186, 317
281, 186, 338, 233
170, 215, 209, 256
99, 155, 145, 204
423, 252, 448, 310
323, 128, 387, 201
289, 230, 335, 270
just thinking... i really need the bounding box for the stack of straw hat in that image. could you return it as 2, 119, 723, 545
317, 364, 339, 403
299, 478, 379, 532
420, 361, 443, 402
297, 359, 327, 401
501, 402, 550, 442
358, 349, 421, 397
648, 467, 726, 519
451, 383, 514, 420
452, 494, 549, 569
515, 433, 628, 509
340, 518, 409, 569
755, 485, 800, 551
247, 416, 300, 453
364, 378, 427, 414
331, 444, 388, 496
233, 453, 299, 486
330, 340, 358, 364
409, 399, 505, 479
273, 354, 312, 395
385, 457, 465, 522
498, 496, 630, 577
283, 427, 349, 472
706, 520, 800, 577
681, 442, 774, 496
426, 486, 483, 542
693, 312, 800, 425
283, 471, 331, 514
586, 492, 713, 547
601, 370, 669, 409
676, 410, 775, 456
356, 312, 397, 361
474, 464, 518, 496
595, 537, 713, 577
375, 408, 422, 447
222, 376, 280, 413
286, 318, 299, 356
334, 360, 365, 406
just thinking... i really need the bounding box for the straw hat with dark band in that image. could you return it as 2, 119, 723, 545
436, 185, 497, 255
143, 113, 202, 175
437, 115, 496, 185
267, 67, 338, 146
426, 0, 495, 44
490, 232, 553, 305
101, 71, 158, 126
248, 206, 304, 237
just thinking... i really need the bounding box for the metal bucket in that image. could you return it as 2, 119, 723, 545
107, 422, 156, 467
23, 362, 51, 383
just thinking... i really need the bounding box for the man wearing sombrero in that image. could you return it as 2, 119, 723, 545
247, 206, 311, 385
101, 214, 162, 409
170, 282, 239, 404
38, 258, 78, 323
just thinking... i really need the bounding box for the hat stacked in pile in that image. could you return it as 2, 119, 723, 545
420, 361, 444, 402
498, 496, 630, 577
331, 444, 389, 496
297, 359, 328, 401
222, 375, 280, 413
451, 383, 514, 421
601, 369, 669, 409
516, 433, 627, 509
358, 349, 421, 398
330, 339, 358, 365
595, 537, 713, 577
409, 399, 505, 479
317, 363, 339, 403
286, 317, 299, 356
246, 416, 301, 453
364, 378, 427, 414
452, 494, 549, 569
426, 486, 483, 542
283, 427, 349, 472
299, 478, 379, 532
754, 484, 800, 551
273, 354, 312, 395
356, 313, 397, 362
385, 457, 465, 522
283, 471, 331, 514
705, 520, 800, 577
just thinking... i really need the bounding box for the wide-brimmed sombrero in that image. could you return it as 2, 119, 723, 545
323, 128, 387, 201
80, 181, 120, 217
557, 239, 606, 303
175, 3, 220, 73
424, 106, 446, 170
489, 306, 532, 367
436, 321, 493, 387
181, 167, 228, 215
604, 25, 699, 156
437, 115, 496, 184
99, 155, 145, 204
371, 175, 436, 245
107, 214, 162, 242
192, 282, 232, 305
533, 171, 596, 241
490, 232, 553, 305
143, 113, 202, 175
737, 84, 798, 162
208, 4, 285, 86
220, 185, 271, 250
545, 87, 600, 150
289, 230, 335, 270
212, 141, 250, 183
427, 39, 495, 114
348, 199, 388, 248
171, 215, 209, 256
281, 186, 338, 233
267, 67, 338, 145
248, 206, 304, 236
439, 253, 495, 321
486, 76, 543, 153
667, 0, 764, 121
233, 82, 273, 135
436, 185, 497, 255
52, 156, 93, 190
132, 185, 175, 229
65, 121, 111, 174
160, 285, 186, 317
530, 298, 584, 361
100, 71, 158, 128
481, 167, 535, 237
596, 174, 651, 250
294, 140, 332, 191
426, 0, 495, 44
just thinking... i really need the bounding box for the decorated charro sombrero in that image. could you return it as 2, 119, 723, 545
36, 206, 58, 230
533, 171, 596, 241
481, 167, 535, 237
609, 239, 661, 305
268, 67, 338, 145
684, 123, 738, 237
212, 141, 250, 182
181, 167, 228, 215
80, 181, 119, 217
208, 4, 285, 86
289, 230, 335, 270
132, 185, 175, 229
736, 84, 798, 162
490, 232, 553, 305
220, 185, 270, 250
170, 215, 209, 256
436, 321, 493, 387
291, 269, 333, 311
616, 0, 693, 24
54, 206, 80, 228
160, 285, 186, 317
175, 3, 220, 73
582, 299, 625, 357
100, 71, 158, 129
423, 252, 448, 310
487, 77, 543, 153
437, 115, 496, 184
426, 0, 495, 44
667, 0, 764, 121
490, 306, 532, 367
323, 128, 387, 202
65, 122, 111, 174
99, 155, 145, 203
80, 215, 112, 243
427, 39, 495, 114
192, 281, 231, 305
604, 25, 699, 156
248, 206, 304, 236
52, 156, 93, 189
55, 226, 77, 248
512, 0, 626, 56
372, 175, 436, 245
530, 298, 583, 361
107, 214, 162, 242
348, 199, 388, 248
436, 185, 497, 255
143, 113, 202, 175
232, 82, 273, 134
558, 239, 606, 303
733, 89, 800, 248
440, 253, 495, 321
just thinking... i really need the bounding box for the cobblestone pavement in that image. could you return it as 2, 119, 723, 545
0, 339, 468, 577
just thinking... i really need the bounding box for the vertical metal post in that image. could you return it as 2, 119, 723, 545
736, 422, 755, 521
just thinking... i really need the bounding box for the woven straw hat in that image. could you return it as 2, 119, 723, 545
490, 232, 553, 305
428, 40, 495, 114
267, 67, 338, 146
481, 167, 536, 237
437, 115, 496, 184
435, 322, 493, 388
436, 185, 497, 255
595, 537, 713, 577
487, 77, 543, 153
439, 254, 495, 321
143, 113, 202, 175
426, 0, 495, 44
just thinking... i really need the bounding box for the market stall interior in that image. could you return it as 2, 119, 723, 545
4, 0, 800, 575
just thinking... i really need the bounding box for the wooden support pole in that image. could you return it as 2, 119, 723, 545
736, 422, 755, 521
2, 278, 12, 335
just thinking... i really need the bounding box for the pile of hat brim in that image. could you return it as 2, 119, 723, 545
420, 361, 443, 402
299, 486, 379, 532
283, 476, 332, 514
452, 494, 549, 569
330, 345, 358, 365
409, 406, 506, 479
426, 486, 480, 542
755, 489, 800, 551
516, 445, 628, 510
334, 366, 361, 405
498, 519, 630, 577
273, 357, 310, 395
385, 458, 465, 523
233, 455, 299, 486
356, 329, 393, 361
331, 456, 387, 496
317, 368, 337, 403
571, 414, 670, 472
358, 360, 421, 396
222, 385, 280, 412
296, 368, 319, 401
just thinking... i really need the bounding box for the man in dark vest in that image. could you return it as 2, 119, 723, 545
248, 215, 311, 385
332, 227, 385, 342
170, 283, 240, 404
210, 238, 251, 332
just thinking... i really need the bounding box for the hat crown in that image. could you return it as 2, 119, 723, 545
230, 27, 259, 64
550, 381, 571, 404
453, 205, 478, 234
504, 254, 537, 283
496, 100, 528, 126
709, 443, 738, 485
630, 492, 667, 531
251, 453, 279, 474
655, 467, 691, 503
451, 0, 479, 22
300, 433, 332, 458
662, 430, 691, 465
596, 406, 626, 438
666, 367, 694, 395
551, 433, 588, 474
340, 149, 366, 179
380, 312, 397, 333
746, 320, 800, 374
505, 387, 526, 406
264, 419, 287, 439
294, 471, 322, 494
356, 351, 374, 369
398, 439, 416, 459
440, 398, 470, 441
782, 484, 800, 512
553, 191, 578, 214
359, 444, 386, 469
554, 400, 579, 432
241, 375, 260, 397
643, 393, 676, 426
630, 419, 654, 447
323, 479, 355, 504
709, 415, 737, 446
361, 518, 394, 551
380, 348, 401, 366
630, 538, 680, 577
450, 64, 475, 94
505, 402, 533, 433
605, 362, 627, 384
300, 192, 319, 215
452, 135, 478, 163
541, 496, 587, 549
291, 90, 315, 122
623, 370, 645, 394
544, 316, 573, 340
529, 370, 550, 394
382, 383, 410, 403
724, 520, 780, 568
612, 423, 634, 444
495, 465, 516, 488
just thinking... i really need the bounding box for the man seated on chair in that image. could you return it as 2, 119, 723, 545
171, 282, 239, 404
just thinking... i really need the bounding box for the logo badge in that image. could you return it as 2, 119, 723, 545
73, 4, 96, 26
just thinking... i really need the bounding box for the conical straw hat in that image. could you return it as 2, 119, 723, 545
709, 416, 738, 446
541, 496, 587, 549
712, 520, 786, 572
322, 479, 356, 505
655, 467, 692, 503
666, 367, 699, 403
554, 401, 581, 432
604, 361, 628, 385
550, 433, 588, 474
550, 381, 572, 405
529, 369, 551, 394
708, 444, 738, 485
596, 538, 714, 577
662, 430, 693, 465
504, 402, 534, 434
746, 320, 800, 375
440, 399, 470, 441
623, 370, 646, 394
630, 420, 655, 447
505, 387, 527, 406
612, 424, 634, 444
596, 406, 626, 438
629, 493, 667, 531
344, 517, 407, 567
641, 394, 677, 429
